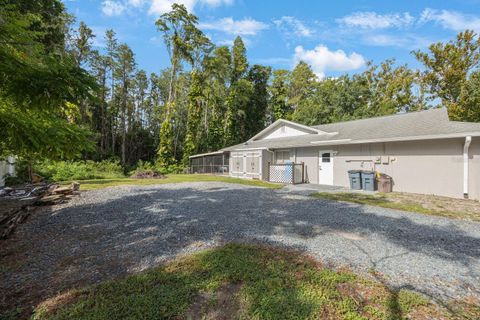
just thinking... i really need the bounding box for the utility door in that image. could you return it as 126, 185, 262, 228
318, 151, 334, 185
245, 151, 261, 179
230, 152, 244, 178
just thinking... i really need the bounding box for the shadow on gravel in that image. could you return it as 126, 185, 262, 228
1, 183, 479, 318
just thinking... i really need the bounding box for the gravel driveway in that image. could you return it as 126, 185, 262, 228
1, 182, 480, 314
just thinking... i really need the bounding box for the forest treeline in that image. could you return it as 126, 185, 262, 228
1, 1, 480, 171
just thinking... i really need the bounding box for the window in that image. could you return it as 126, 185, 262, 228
275, 150, 291, 164
321, 152, 331, 163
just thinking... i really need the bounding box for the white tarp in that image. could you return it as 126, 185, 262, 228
0, 156, 16, 187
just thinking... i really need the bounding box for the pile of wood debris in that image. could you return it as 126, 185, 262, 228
130, 170, 165, 179
0, 182, 80, 239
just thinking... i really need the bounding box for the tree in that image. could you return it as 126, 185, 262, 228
114, 44, 136, 166
225, 36, 251, 144
69, 21, 95, 124
203, 46, 232, 151
231, 36, 248, 83
0, 1, 96, 174
460, 71, 480, 122
414, 30, 480, 120
182, 71, 203, 165
269, 69, 291, 121
354, 60, 421, 118
246, 65, 271, 136
105, 29, 119, 154
133, 70, 148, 126
155, 3, 210, 167
70, 21, 95, 67
288, 61, 317, 110
89, 50, 110, 157
224, 79, 253, 144
12, 0, 72, 54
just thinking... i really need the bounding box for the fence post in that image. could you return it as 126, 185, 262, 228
267, 162, 270, 182
292, 163, 295, 184
301, 162, 305, 183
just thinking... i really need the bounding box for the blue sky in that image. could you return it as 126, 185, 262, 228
65, 0, 480, 78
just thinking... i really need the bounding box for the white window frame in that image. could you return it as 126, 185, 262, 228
274, 149, 291, 164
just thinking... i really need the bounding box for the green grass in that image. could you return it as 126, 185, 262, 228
312, 192, 478, 221
61, 174, 283, 191
30, 244, 471, 320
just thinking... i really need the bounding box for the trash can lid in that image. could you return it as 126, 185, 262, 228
348, 170, 362, 173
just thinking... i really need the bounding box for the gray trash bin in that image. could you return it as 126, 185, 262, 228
348, 170, 362, 190
362, 171, 377, 191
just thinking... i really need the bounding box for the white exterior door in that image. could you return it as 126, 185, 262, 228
318, 151, 334, 185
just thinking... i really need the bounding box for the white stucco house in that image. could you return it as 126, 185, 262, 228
189, 108, 480, 200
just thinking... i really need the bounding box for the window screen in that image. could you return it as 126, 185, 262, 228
275, 151, 290, 164
321, 152, 331, 163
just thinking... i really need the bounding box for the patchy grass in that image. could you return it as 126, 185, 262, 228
313, 192, 480, 222
61, 174, 283, 191
30, 244, 476, 320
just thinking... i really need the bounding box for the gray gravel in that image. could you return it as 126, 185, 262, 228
1, 182, 480, 311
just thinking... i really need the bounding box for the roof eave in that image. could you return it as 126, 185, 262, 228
310, 132, 480, 146
189, 150, 228, 159
249, 119, 325, 141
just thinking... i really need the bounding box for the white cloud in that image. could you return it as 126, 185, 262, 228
362, 33, 431, 48
293, 45, 366, 79
338, 11, 414, 29
148, 0, 196, 15
200, 0, 233, 7
419, 8, 480, 32
273, 16, 313, 37
200, 17, 268, 36
127, 0, 145, 7
101, 0, 126, 16
148, 0, 232, 15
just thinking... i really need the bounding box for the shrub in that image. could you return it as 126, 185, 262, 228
129, 160, 156, 174
129, 160, 160, 179
4, 174, 24, 186
155, 163, 185, 175
35, 160, 125, 181
130, 161, 185, 176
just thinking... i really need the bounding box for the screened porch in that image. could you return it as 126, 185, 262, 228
188, 151, 230, 175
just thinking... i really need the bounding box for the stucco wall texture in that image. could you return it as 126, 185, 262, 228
294, 138, 479, 200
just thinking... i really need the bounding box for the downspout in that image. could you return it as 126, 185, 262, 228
463, 136, 472, 199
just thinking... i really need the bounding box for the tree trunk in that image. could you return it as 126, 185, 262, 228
111, 116, 116, 155
167, 58, 178, 116
121, 67, 127, 166
100, 67, 107, 157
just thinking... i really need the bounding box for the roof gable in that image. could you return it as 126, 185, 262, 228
251, 119, 325, 141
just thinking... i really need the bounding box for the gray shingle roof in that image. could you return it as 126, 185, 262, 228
223, 108, 480, 151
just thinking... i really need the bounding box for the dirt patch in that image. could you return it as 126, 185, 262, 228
183, 282, 243, 320
33, 289, 86, 317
